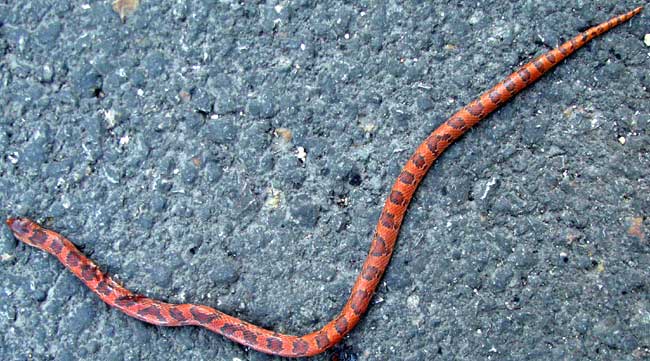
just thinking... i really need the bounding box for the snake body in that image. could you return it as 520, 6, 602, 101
7, 7, 642, 358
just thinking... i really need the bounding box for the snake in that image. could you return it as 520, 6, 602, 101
6, 6, 643, 358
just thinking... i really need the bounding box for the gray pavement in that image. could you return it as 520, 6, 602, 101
1, 1, 648, 360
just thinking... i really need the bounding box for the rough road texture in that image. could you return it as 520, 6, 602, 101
1, 2, 649, 361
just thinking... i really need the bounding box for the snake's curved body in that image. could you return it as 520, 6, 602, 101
7, 7, 642, 358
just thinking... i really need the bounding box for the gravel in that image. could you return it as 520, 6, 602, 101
1, 1, 649, 360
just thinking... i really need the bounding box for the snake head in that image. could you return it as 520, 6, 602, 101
6, 217, 49, 250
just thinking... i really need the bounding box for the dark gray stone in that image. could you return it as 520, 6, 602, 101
203, 120, 238, 144
290, 202, 320, 228
72, 65, 102, 98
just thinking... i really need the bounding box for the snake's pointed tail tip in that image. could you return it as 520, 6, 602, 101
634, 6, 643, 14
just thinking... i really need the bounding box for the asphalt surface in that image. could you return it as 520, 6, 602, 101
1, 1, 649, 360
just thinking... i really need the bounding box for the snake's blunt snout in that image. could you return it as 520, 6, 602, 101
7, 218, 29, 236
6, 217, 39, 244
